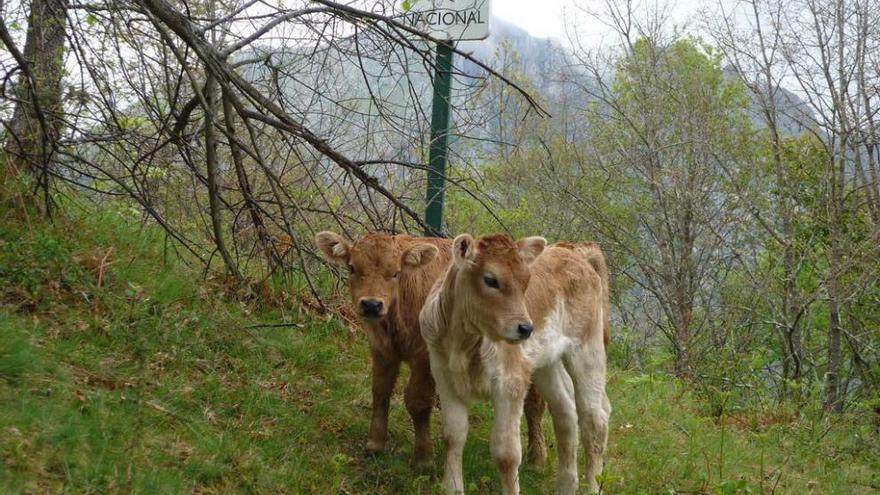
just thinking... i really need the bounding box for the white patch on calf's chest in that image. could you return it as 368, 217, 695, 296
523, 299, 572, 369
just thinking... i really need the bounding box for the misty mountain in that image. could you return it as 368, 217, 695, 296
235, 16, 579, 162
459, 18, 570, 88
236, 16, 812, 163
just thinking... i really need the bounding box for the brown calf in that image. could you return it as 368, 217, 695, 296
420, 234, 611, 494
315, 232, 548, 466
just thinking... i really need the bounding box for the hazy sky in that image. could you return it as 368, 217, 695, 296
493, 0, 578, 39
492, 0, 717, 42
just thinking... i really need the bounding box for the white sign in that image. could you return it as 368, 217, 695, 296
400, 0, 491, 41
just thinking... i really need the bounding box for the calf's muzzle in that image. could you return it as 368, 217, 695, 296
359, 298, 384, 318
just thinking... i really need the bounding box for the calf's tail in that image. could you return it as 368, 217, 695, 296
573, 243, 611, 349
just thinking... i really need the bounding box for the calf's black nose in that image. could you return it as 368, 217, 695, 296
360, 299, 383, 317
517, 323, 533, 339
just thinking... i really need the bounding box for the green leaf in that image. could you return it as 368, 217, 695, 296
86, 13, 98, 26
10, 20, 20, 30
402, 0, 412, 11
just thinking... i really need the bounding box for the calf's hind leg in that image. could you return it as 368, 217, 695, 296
524, 385, 548, 468
562, 346, 610, 494
532, 363, 579, 495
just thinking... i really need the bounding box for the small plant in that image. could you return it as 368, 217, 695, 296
0, 328, 41, 384
718, 478, 754, 494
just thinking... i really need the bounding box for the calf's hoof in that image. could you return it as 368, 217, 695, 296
526, 442, 548, 470
412, 446, 435, 471
555, 472, 578, 495
412, 456, 434, 473
442, 479, 465, 495
365, 439, 386, 455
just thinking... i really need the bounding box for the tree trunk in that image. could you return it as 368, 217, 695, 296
203, 75, 241, 282
825, 218, 843, 412
674, 317, 692, 379
221, 89, 279, 271
1, 0, 69, 212
824, 139, 846, 412
823, 0, 847, 413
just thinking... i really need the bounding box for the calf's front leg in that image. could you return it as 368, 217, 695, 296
433, 361, 469, 494
405, 356, 435, 466
491, 381, 526, 495
367, 350, 400, 453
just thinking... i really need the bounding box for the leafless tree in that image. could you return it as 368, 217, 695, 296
1, 0, 547, 306
777, 0, 880, 410
706, 0, 813, 396
522, 0, 758, 378
703, 0, 880, 408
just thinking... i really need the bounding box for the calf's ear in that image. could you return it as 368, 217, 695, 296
452, 234, 476, 268
517, 236, 546, 264
402, 243, 439, 269
315, 231, 351, 266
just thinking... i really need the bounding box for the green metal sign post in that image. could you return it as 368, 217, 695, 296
425, 41, 454, 237
403, 0, 489, 236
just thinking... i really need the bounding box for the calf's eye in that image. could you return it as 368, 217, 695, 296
483, 275, 499, 289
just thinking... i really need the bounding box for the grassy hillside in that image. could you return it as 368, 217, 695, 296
1, 207, 877, 494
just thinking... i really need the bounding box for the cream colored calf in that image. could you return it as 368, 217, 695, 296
419, 233, 611, 495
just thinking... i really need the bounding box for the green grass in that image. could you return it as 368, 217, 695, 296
1, 207, 878, 494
